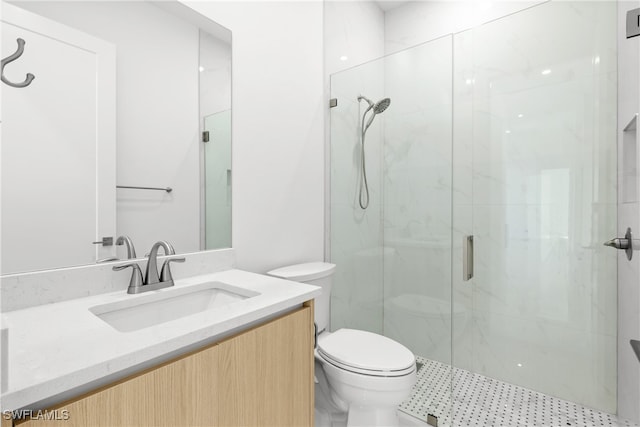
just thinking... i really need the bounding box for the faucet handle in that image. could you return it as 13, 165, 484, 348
113, 263, 144, 293
160, 257, 185, 282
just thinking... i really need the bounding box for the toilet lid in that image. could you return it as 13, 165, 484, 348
317, 329, 415, 377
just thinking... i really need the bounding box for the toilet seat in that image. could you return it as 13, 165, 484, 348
317, 329, 415, 377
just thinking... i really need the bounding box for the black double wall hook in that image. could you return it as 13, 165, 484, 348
1, 38, 35, 88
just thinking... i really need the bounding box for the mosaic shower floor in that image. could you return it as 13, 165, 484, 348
398, 356, 639, 427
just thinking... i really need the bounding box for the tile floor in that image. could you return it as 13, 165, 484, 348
398, 356, 639, 427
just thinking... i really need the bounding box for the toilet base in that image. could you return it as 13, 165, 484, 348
347, 405, 400, 427
315, 404, 400, 427
315, 356, 416, 427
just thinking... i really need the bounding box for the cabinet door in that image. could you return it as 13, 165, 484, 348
16, 344, 219, 427
217, 306, 314, 427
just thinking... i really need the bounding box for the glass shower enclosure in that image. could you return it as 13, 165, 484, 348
328, 1, 617, 424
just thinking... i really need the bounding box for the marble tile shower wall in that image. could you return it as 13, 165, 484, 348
381, 37, 454, 365
452, 1, 618, 414
330, 59, 386, 334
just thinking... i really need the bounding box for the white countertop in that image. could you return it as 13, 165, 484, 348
0, 269, 321, 411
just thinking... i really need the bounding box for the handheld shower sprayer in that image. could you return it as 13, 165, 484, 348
357, 95, 391, 210
364, 98, 391, 133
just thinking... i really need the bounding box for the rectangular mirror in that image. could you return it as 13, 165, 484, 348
1, 0, 232, 275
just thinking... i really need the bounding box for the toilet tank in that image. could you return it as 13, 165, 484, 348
267, 262, 336, 333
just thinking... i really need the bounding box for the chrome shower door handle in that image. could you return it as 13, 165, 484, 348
463, 235, 474, 281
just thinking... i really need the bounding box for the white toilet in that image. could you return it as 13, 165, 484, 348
268, 262, 416, 427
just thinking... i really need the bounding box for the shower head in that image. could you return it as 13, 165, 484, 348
363, 97, 391, 133
374, 98, 390, 114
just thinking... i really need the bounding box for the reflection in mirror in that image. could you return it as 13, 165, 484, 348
1, 1, 232, 275
199, 30, 232, 250
204, 110, 232, 250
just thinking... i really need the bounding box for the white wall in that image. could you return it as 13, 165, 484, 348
617, 1, 640, 422
199, 31, 231, 117
184, 1, 325, 273
324, 0, 385, 77
16, 1, 202, 257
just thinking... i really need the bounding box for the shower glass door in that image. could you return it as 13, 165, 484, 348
380, 36, 454, 423
329, 35, 454, 424
329, 55, 387, 335
452, 1, 618, 422
203, 109, 232, 250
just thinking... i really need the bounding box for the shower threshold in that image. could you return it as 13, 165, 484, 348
399, 356, 639, 427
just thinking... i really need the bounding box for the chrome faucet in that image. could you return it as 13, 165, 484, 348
145, 241, 176, 286
116, 235, 137, 259
113, 240, 185, 294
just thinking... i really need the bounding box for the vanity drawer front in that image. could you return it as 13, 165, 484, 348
16, 344, 219, 427
14, 303, 314, 427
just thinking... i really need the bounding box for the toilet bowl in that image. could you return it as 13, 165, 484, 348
267, 262, 416, 427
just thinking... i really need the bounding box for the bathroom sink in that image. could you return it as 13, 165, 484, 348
89, 281, 259, 332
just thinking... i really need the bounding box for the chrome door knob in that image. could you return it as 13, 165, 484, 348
604, 238, 630, 250
604, 227, 633, 260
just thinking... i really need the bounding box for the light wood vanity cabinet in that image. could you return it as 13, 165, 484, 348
12, 303, 314, 427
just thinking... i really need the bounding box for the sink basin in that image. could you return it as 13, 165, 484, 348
90, 281, 260, 332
